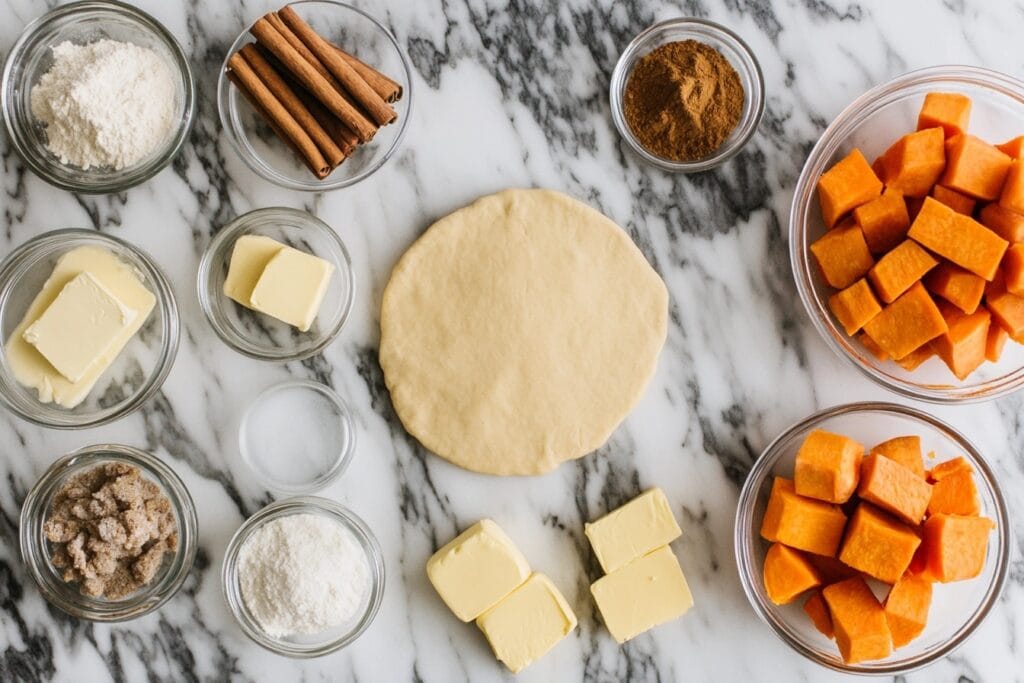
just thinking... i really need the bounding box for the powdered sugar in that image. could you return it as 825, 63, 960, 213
30, 39, 176, 170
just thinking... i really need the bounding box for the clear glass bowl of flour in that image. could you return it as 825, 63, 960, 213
1, 0, 195, 193
222, 497, 385, 657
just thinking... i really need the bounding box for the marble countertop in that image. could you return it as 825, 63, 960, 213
1, 0, 1022, 681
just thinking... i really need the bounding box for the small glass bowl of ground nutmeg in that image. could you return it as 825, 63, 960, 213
19, 444, 198, 621
610, 18, 764, 172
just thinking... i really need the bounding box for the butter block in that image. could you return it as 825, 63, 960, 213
476, 573, 577, 673
249, 247, 334, 332
23, 272, 136, 383
590, 546, 694, 644
585, 488, 682, 573
223, 235, 285, 306
426, 519, 530, 622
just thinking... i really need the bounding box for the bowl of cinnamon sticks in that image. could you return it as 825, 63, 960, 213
217, 1, 411, 191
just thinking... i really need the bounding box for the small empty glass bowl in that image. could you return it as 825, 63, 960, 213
197, 207, 355, 361
735, 402, 1010, 675
0, 229, 179, 429
20, 444, 198, 621
609, 17, 764, 172
222, 496, 385, 657
1, 0, 195, 193
217, 0, 413, 191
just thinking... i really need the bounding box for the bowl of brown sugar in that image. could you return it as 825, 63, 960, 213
610, 18, 764, 172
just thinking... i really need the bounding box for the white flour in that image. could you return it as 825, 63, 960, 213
30, 39, 176, 170
237, 513, 372, 638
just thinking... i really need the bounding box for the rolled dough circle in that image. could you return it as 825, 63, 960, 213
379, 189, 668, 476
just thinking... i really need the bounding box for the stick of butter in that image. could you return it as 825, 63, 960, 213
249, 246, 334, 332
585, 487, 682, 573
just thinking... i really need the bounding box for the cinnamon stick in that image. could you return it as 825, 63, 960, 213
278, 6, 396, 127
226, 52, 331, 178
331, 43, 402, 103
251, 17, 376, 142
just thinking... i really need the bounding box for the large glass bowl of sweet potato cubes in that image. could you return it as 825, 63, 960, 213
791, 65, 1024, 401
734, 402, 1009, 674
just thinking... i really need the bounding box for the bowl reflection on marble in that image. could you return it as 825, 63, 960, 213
735, 402, 1010, 675
790, 65, 1024, 402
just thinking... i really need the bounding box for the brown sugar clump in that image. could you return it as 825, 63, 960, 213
623, 39, 745, 162
44, 463, 178, 600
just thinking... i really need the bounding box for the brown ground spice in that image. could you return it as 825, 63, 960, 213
623, 40, 744, 162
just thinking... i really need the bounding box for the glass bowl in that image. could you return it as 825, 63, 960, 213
19, 444, 198, 622
1, 0, 195, 193
791, 66, 1024, 402
217, 0, 413, 191
734, 402, 1010, 675
221, 496, 385, 657
197, 207, 355, 361
609, 17, 764, 172
0, 229, 179, 429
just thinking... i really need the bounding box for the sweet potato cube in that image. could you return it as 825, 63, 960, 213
927, 469, 980, 517
986, 279, 1024, 337
999, 160, 1024, 214
875, 127, 946, 198
928, 456, 973, 482
760, 478, 848, 557
857, 453, 933, 525
871, 436, 924, 478
985, 324, 1009, 362
941, 134, 1013, 200
822, 577, 893, 664
894, 344, 936, 371
917, 92, 971, 138
979, 202, 1024, 242
884, 573, 933, 648
908, 197, 1008, 280
810, 220, 875, 290
863, 282, 948, 359
868, 240, 939, 303
921, 514, 994, 582
924, 261, 985, 314
763, 543, 821, 605
931, 302, 991, 380
839, 504, 921, 584
794, 429, 863, 503
1002, 244, 1024, 296
932, 185, 976, 215
818, 149, 884, 227
997, 136, 1024, 159
858, 332, 889, 361
804, 591, 834, 639
853, 187, 911, 254
828, 279, 881, 335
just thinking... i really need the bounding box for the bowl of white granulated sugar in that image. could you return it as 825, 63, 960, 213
1, 0, 195, 193
221, 496, 385, 657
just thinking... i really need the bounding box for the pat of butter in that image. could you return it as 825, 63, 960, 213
476, 573, 577, 673
585, 488, 682, 573
249, 247, 334, 332
23, 272, 136, 383
426, 519, 530, 622
223, 235, 285, 306
590, 546, 694, 644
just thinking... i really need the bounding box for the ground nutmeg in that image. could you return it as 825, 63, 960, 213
623, 39, 744, 162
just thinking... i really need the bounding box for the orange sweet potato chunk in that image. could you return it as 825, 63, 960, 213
858, 332, 890, 361
928, 469, 980, 517
818, 149, 884, 227
764, 542, 822, 605
868, 239, 939, 303
760, 478, 848, 557
986, 277, 1024, 337
810, 220, 875, 289
829, 279, 882, 335
907, 197, 1008, 280
884, 573, 933, 648
924, 261, 985, 314
822, 577, 893, 664
941, 134, 1013, 200
858, 454, 933, 525
917, 92, 971, 138
804, 590, 834, 639
894, 343, 936, 371
854, 187, 911, 254
863, 282, 949, 360
839, 504, 921, 584
932, 185, 976, 215
928, 456, 973, 482
871, 436, 924, 478
997, 136, 1024, 159
875, 127, 946, 198
794, 430, 863, 503
985, 324, 1009, 362
979, 202, 1024, 242
921, 514, 994, 582
999, 160, 1024, 214
1002, 243, 1024, 296
931, 302, 991, 380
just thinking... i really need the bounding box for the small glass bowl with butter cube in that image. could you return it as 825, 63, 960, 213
198, 207, 354, 361
0, 229, 178, 428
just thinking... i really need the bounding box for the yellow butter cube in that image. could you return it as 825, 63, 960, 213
585, 488, 682, 573
250, 247, 334, 332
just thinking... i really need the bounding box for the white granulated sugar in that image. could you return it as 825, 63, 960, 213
237, 513, 372, 638
30, 39, 177, 170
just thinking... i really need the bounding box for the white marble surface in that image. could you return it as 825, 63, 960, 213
1, 0, 1022, 681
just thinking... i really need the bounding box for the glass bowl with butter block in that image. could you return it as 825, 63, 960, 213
734, 402, 1009, 675
198, 207, 354, 361
0, 229, 178, 428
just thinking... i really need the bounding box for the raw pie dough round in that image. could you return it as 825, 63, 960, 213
379, 189, 668, 476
